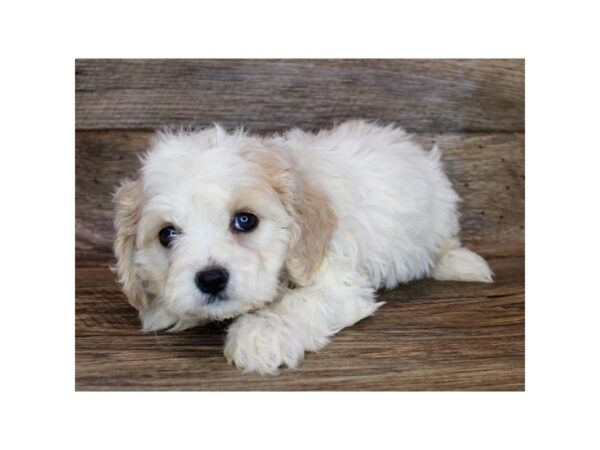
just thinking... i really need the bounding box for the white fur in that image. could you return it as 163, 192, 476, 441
113, 120, 493, 374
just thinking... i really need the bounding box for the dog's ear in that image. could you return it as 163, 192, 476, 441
113, 179, 148, 309
284, 171, 337, 286
246, 146, 337, 286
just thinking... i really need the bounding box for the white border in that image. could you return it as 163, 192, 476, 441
3, 1, 600, 448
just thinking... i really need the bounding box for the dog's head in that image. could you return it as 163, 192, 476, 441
113, 126, 336, 331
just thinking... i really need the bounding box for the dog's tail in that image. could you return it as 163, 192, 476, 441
432, 244, 494, 283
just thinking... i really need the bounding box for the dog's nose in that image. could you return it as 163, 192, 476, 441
195, 267, 229, 296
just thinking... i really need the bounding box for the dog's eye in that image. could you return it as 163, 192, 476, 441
232, 212, 258, 232
158, 225, 180, 247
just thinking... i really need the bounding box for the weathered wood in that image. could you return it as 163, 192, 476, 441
75, 59, 524, 132
75, 130, 524, 266
74, 59, 525, 391
75, 255, 524, 391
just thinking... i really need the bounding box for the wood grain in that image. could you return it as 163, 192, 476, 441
75, 59, 525, 391
75, 59, 524, 132
76, 130, 524, 266
76, 255, 524, 390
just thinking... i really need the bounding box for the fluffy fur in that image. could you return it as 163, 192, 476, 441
113, 120, 493, 374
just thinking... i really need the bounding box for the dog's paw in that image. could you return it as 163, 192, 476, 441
224, 312, 306, 375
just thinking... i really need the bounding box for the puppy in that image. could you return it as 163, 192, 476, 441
113, 120, 493, 374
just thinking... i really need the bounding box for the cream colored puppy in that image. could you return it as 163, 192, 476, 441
114, 120, 493, 374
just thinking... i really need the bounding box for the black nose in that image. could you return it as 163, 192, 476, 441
195, 267, 229, 296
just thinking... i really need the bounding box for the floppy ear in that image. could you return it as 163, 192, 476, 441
246, 146, 337, 286
284, 172, 337, 286
113, 179, 148, 310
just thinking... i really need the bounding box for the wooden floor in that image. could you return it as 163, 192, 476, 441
76, 253, 523, 390
75, 59, 524, 390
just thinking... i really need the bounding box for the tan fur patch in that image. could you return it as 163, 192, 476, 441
243, 144, 337, 286
113, 179, 148, 309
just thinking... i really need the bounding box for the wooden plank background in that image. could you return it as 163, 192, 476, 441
76, 256, 523, 391
75, 59, 525, 390
76, 59, 524, 132
76, 131, 524, 266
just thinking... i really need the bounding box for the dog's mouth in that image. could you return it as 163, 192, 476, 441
205, 293, 228, 304
199, 295, 271, 321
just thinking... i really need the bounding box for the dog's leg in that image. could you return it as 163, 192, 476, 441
224, 261, 382, 374
432, 244, 494, 283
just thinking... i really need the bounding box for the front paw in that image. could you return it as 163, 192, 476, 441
224, 312, 305, 375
